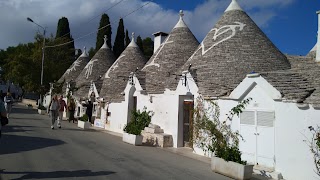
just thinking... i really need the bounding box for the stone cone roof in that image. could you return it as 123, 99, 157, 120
100, 33, 147, 102
307, 43, 316, 59
180, 0, 291, 97
57, 47, 89, 93
74, 37, 116, 99
142, 10, 199, 94
287, 55, 320, 106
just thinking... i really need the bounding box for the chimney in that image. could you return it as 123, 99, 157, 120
316, 10, 320, 62
152, 31, 168, 53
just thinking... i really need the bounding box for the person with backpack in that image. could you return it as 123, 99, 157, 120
67, 98, 76, 123
4, 92, 13, 118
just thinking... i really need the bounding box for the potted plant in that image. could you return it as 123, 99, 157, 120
193, 96, 253, 180
77, 114, 90, 129
123, 108, 153, 146
37, 105, 47, 115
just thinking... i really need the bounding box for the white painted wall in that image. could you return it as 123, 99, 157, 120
216, 75, 320, 180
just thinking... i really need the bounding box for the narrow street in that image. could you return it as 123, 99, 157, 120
0, 104, 232, 180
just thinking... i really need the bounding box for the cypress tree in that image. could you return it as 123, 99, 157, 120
96, 13, 112, 50
55, 17, 75, 60
88, 47, 95, 59
142, 37, 154, 60
125, 29, 130, 47
113, 18, 125, 58
136, 35, 144, 52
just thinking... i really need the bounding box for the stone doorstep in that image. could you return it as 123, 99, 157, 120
148, 124, 160, 129
141, 131, 173, 148
252, 165, 284, 180
144, 127, 164, 133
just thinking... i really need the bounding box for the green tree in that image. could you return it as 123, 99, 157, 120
125, 29, 130, 47
113, 18, 125, 58
142, 37, 154, 60
96, 13, 112, 50
136, 35, 144, 52
55, 17, 75, 61
88, 47, 95, 59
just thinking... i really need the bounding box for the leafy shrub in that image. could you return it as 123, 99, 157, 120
123, 108, 153, 135
193, 96, 251, 165
79, 114, 88, 121
307, 126, 320, 176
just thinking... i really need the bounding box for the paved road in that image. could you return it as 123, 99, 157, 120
0, 104, 232, 180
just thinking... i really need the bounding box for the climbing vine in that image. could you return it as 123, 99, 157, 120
192, 96, 251, 165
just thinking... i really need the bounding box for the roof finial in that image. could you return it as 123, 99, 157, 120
174, 10, 187, 28
128, 32, 138, 48
102, 35, 108, 49
80, 46, 88, 57
179, 10, 184, 18
225, 0, 243, 12
104, 35, 107, 44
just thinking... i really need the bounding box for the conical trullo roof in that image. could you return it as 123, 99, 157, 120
181, 0, 291, 97
57, 47, 89, 93
100, 32, 147, 102
58, 47, 89, 84
74, 36, 116, 99
142, 10, 199, 93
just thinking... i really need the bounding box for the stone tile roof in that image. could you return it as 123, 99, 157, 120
142, 11, 199, 94
286, 55, 320, 105
260, 71, 315, 103
57, 48, 89, 93
100, 34, 147, 103
180, 4, 291, 98
74, 39, 116, 99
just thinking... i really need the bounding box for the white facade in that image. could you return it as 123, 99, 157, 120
216, 75, 319, 180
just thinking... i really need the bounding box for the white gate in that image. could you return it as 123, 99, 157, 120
239, 110, 275, 168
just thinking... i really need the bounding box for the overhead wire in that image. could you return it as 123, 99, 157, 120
46, 0, 154, 49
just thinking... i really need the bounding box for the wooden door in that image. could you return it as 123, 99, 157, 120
183, 101, 193, 147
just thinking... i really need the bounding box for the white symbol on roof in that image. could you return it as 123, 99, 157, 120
199, 22, 245, 56
84, 59, 98, 79
142, 35, 173, 70
105, 55, 125, 78
65, 59, 82, 75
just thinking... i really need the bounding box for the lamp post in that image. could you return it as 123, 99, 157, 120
27, 17, 46, 105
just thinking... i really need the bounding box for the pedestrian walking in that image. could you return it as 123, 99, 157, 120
0, 99, 8, 139
48, 95, 60, 129
57, 95, 66, 128
4, 92, 13, 118
67, 98, 76, 123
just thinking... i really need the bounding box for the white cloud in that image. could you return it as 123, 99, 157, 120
0, 0, 295, 50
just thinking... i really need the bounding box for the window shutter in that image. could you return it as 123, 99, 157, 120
257, 111, 274, 127
240, 111, 255, 125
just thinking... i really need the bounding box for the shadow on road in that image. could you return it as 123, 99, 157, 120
0, 134, 65, 155
0, 169, 116, 179
11, 107, 38, 115
2, 125, 35, 133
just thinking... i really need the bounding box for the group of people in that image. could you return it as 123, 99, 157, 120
48, 95, 77, 129
48, 94, 95, 129
0, 92, 14, 138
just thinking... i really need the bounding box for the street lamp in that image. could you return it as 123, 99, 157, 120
27, 17, 46, 105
